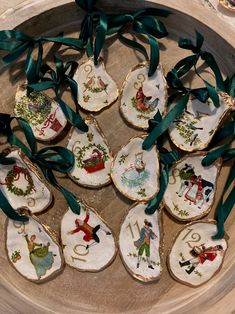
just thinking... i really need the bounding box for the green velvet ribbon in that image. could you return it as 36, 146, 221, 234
107, 8, 171, 76
0, 114, 81, 220
0, 30, 83, 84
142, 30, 235, 150
202, 114, 235, 239
177, 31, 225, 93
145, 111, 180, 214
29, 55, 88, 132
142, 69, 211, 150
75, 0, 108, 64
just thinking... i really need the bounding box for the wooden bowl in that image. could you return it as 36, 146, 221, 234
0, 1, 234, 313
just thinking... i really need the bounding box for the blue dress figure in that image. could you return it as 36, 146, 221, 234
121, 153, 149, 188
25, 234, 54, 279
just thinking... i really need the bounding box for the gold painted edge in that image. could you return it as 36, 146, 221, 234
66, 115, 114, 188
163, 151, 222, 222
5, 211, 65, 284
119, 62, 168, 130
110, 134, 160, 202
118, 201, 164, 283
60, 199, 118, 273
0, 147, 53, 215
166, 219, 229, 288
14, 84, 68, 142
74, 57, 119, 113
219, 0, 235, 11
168, 93, 233, 152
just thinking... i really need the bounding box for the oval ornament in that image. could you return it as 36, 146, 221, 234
120, 63, 167, 129
6, 214, 64, 282
119, 203, 162, 282
0, 149, 52, 214
15, 87, 67, 141
111, 136, 160, 201
61, 201, 117, 272
164, 152, 221, 221
167, 221, 227, 287
67, 117, 113, 187
74, 58, 119, 112
168, 93, 234, 151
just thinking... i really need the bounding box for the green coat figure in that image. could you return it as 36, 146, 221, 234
134, 219, 157, 269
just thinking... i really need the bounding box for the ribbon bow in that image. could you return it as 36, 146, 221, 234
0, 114, 81, 221
0, 30, 83, 84
176, 31, 225, 93
75, 0, 108, 64
29, 55, 88, 132
107, 8, 171, 76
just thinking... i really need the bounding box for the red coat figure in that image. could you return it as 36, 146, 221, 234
179, 244, 224, 274
68, 211, 111, 249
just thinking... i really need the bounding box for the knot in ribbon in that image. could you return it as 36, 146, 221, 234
107, 8, 171, 76
0, 30, 83, 84
76, 0, 107, 64
176, 31, 225, 93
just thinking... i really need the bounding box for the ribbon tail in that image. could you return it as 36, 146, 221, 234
143, 92, 190, 150
57, 98, 88, 132
145, 167, 169, 214
0, 190, 28, 221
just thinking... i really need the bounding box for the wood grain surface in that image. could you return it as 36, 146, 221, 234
0, 1, 234, 313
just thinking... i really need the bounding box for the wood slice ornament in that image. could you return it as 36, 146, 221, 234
0, 149, 52, 214
111, 136, 160, 201
167, 220, 228, 287
61, 201, 117, 272
163, 152, 221, 221
6, 213, 64, 282
15, 86, 67, 141
67, 116, 113, 187
120, 63, 167, 129
168, 93, 235, 152
119, 203, 162, 282
74, 58, 119, 112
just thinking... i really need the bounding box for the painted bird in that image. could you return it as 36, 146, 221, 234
84, 75, 95, 92
97, 76, 108, 93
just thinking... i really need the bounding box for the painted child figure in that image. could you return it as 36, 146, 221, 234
179, 244, 224, 274
134, 219, 157, 269
68, 210, 112, 250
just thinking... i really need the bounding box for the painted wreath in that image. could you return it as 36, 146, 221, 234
5, 165, 35, 197
73, 142, 109, 169
15, 91, 51, 126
